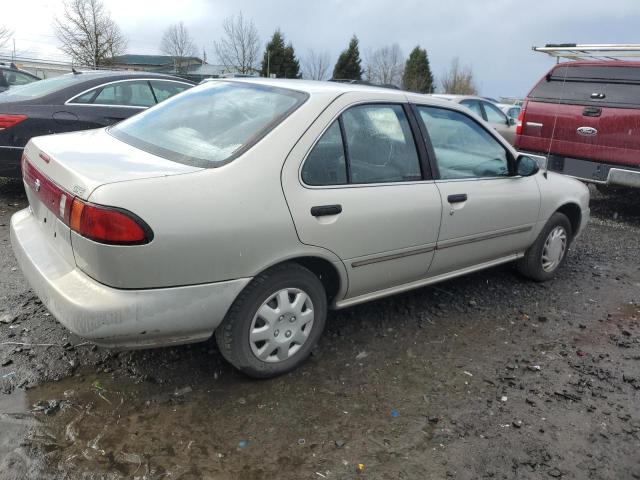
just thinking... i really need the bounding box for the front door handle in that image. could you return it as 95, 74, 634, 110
310, 204, 342, 217
447, 194, 467, 203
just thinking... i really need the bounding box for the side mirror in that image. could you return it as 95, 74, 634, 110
508, 116, 516, 126
515, 154, 540, 177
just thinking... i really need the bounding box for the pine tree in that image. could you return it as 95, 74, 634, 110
402, 46, 434, 93
332, 35, 363, 80
260, 29, 301, 78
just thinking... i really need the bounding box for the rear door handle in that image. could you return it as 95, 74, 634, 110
583, 107, 602, 117
447, 194, 467, 203
310, 204, 342, 217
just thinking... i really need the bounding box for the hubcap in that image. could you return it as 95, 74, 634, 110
249, 288, 315, 363
541, 226, 567, 272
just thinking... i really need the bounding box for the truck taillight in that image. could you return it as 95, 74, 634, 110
515, 102, 527, 136
69, 198, 152, 245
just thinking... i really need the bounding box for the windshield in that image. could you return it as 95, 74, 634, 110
0, 73, 87, 100
110, 81, 308, 167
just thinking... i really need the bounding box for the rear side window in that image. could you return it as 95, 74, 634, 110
302, 121, 347, 185
460, 99, 483, 117
529, 64, 640, 107
302, 104, 422, 186
111, 81, 307, 167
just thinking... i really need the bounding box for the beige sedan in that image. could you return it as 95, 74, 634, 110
429, 94, 517, 144
12, 79, 588, 378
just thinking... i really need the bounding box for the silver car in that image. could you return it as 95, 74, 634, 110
11, 79, 590, 378
429, 94, 517, 144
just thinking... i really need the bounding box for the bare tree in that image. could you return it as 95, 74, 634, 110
54, 0, 127, 68
160, 22, 196, 73
302, 49, 330, 80
214, 12, 260, 75
366, 44, 404, 86
440, 57, 478, 95
0, 25, 11, 50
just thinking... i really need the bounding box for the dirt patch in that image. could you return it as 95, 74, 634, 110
1, 180, 640, 479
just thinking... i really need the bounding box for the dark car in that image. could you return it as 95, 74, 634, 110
0, 64, 40, 93
0, 71, 194, 177
515, 61, 640, 190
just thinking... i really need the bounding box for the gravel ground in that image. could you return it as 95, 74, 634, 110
0, 179, 639, 479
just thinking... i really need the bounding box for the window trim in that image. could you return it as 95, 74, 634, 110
299, 101, 432, 189
65, 78, 192, 109
411, 103, 517, 182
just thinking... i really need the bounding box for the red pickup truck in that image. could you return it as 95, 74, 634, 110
515, 61, 640, 189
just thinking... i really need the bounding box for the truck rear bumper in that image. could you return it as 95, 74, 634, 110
10, 207, 251, 349
524, 153, 640, 188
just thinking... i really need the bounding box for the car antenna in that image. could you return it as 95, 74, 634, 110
10, 62, 18, 69
72, 67, 81, 74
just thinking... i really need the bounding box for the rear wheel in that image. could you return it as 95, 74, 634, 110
517, 212, 572, 282
215, 263, 327, 378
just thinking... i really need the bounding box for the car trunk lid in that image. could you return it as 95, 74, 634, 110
23, 127, 203, 200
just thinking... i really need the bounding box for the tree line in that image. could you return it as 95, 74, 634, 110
2, 0, 477, 95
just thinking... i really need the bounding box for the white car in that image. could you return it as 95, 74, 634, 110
11, 79, 590, 377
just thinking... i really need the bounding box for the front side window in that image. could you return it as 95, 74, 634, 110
149, 80, 191, 103
111, 81, 307, 167
482, 101, 508, 124
417, 106, 509, 180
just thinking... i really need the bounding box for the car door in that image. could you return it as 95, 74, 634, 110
481, 100, 516, 144
413, 104, 540, 276
282, 93, 443, 300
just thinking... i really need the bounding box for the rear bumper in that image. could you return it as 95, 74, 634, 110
10, 208, 251, 348
523, 153, 640, 188
0, 146, 23, 178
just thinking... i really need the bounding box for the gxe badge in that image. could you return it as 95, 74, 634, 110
577, 126, 598, 137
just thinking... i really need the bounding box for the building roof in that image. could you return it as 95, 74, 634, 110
110, 54, 203, 66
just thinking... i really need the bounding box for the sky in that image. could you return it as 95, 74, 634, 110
2, 0, 640, 98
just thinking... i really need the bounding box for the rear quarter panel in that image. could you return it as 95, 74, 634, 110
73, 92, 348, 290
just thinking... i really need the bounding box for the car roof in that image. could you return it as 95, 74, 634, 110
553, 60, 640, 68
203, 78, 474, 113
218, 77, 407, 96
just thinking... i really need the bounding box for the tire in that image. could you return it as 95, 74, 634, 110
215, 262, 327, 378
517, 212, 572, 282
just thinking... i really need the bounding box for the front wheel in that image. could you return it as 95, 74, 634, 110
517, 212, 572, 282
215, 263, 327, 378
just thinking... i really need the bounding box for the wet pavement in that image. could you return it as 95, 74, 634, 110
1, 179, 639, 479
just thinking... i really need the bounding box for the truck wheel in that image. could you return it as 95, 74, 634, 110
517, 212, 572, 282
215, 262, 327, 378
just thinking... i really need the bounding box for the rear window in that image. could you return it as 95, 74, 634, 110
529, 64, 640, 108
0, 73, 85, 100
110, 81, 308, 167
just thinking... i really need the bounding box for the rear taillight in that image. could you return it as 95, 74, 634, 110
515, 102, 527, 136
0, 114, 28, 130
69, 200, 151, 245
24, 158, 152, 245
